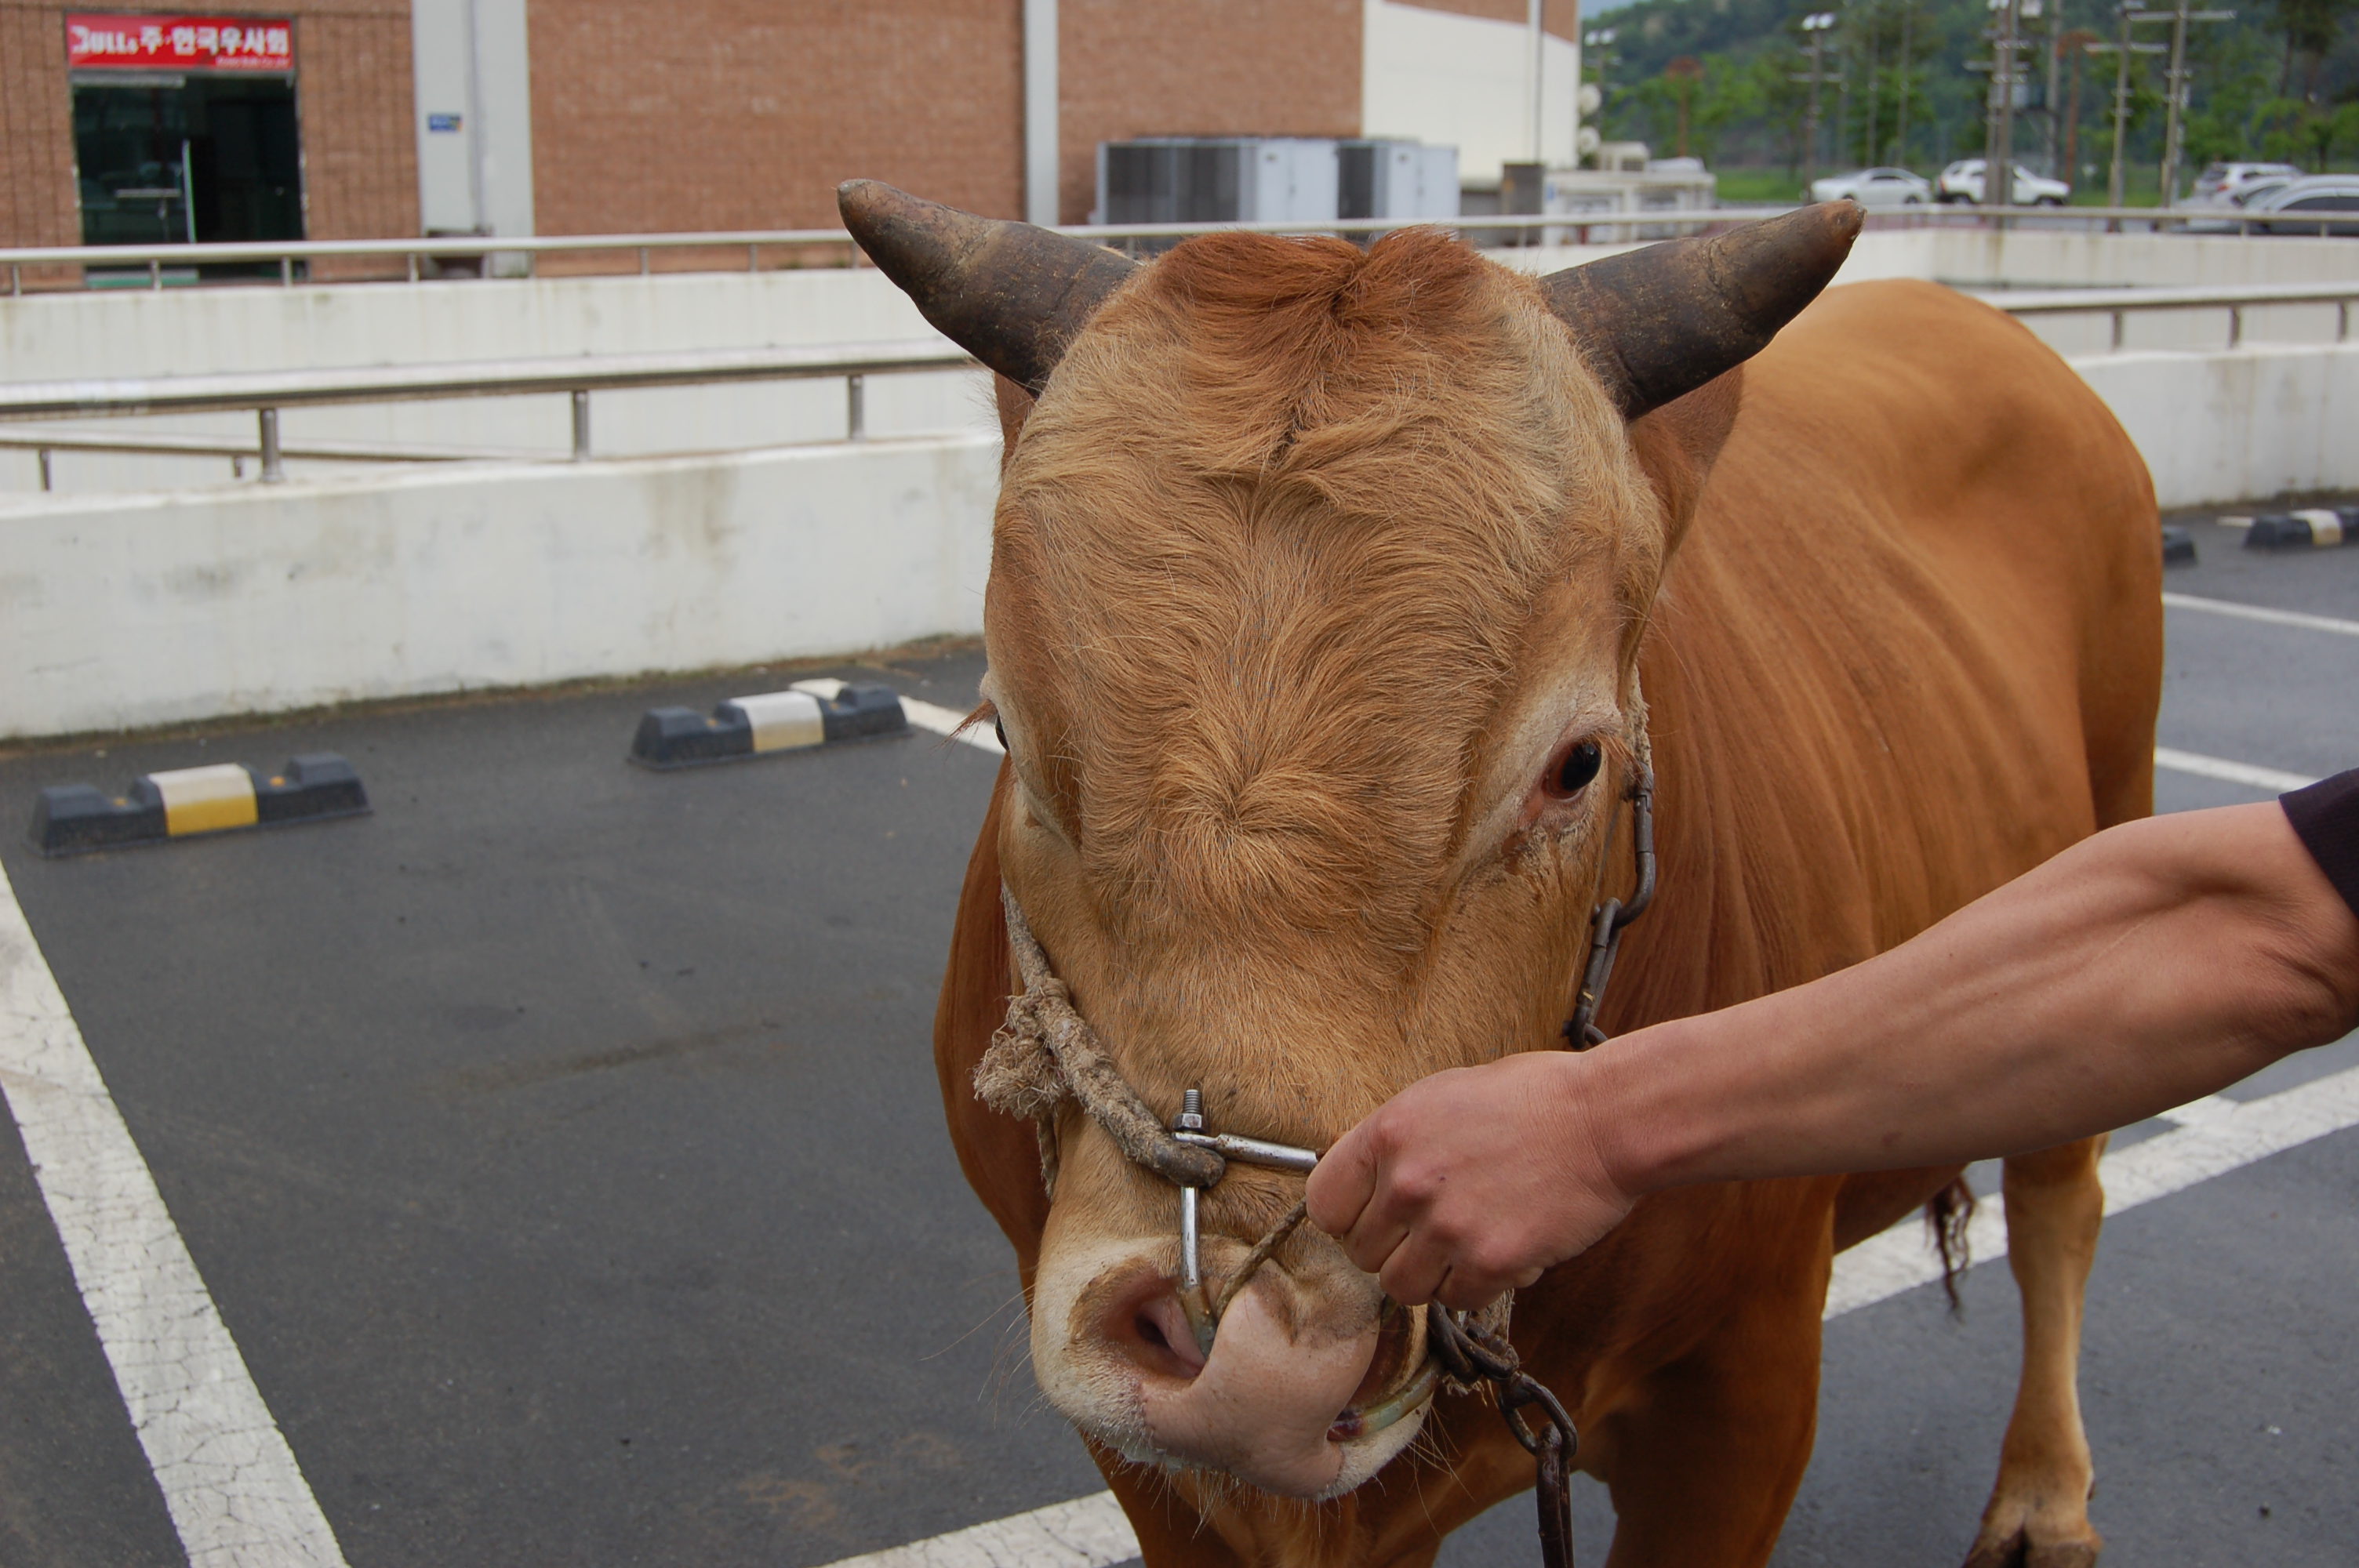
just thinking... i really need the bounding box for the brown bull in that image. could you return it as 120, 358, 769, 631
846, 180, 2159, 1567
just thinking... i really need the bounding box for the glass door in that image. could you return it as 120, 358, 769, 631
74, 74, 302, 260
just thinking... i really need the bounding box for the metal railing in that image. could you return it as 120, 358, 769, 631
6, 278, 2351, 492
0, 339, 975, 485
5, 202, 2350, 296
0, 427, 547, 489
1984, 279, 2359, 350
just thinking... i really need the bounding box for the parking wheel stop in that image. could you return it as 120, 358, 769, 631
629, 679, 909, 769
31, 753, 370, 857
2221, 506, 2357, 550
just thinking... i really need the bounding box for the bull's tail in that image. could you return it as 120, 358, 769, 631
1926, 1176, 1977, 1316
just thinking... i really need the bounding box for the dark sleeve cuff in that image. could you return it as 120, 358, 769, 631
2282, 769, 2359, 920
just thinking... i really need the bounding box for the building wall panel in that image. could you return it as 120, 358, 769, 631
523, 0, 1025, 234
0, 4, 83, 255
1060, 0, 1362, 223
297, 1, 420, 268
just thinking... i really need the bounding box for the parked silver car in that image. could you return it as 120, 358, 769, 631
2178, 176, 2303, 232
2242, 176, 2359, 236
1807, 166, 1934, 206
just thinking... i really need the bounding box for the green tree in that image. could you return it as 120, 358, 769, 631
2274, 0, 2359, 98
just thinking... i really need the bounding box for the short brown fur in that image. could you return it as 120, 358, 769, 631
939, 231, 2156, 1566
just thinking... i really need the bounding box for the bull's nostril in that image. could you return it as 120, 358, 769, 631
1096, 1270, 1208, 1381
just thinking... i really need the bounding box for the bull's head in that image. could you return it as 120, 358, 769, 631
843, 183, 1859, 1501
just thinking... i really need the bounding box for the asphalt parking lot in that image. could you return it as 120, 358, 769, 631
2, 505, 2354, 1568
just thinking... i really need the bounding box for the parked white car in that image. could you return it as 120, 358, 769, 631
1936, 159, 2070, 205
1807, 166, 1934, 206
2191, 161, 2302, 204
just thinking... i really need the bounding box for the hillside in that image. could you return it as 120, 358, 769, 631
1583, 0, 2359, 187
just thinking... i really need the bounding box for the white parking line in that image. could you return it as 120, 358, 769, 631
1823, 1065, 2359, 1316
2163, 591, 2359, 639
0, 860, 348, 1568
815, 1490, 1137, 1568
2153, 746, 2318, 793
903, 697, 1003, 755
831, 1063, 2359, 1568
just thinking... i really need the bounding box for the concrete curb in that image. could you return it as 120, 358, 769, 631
31, 754, 369, 857
629, 679, 909, 769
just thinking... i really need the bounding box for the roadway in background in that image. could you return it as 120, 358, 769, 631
0, 506, 2353, 1567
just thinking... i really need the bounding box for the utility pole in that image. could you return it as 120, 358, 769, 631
1895, 0, 1915, 164
2085, 2, 2165, 208
1797, 13, 1840, 181
1863, 7, 1881, 168
2043, 0, 2067, 176
2155, 0, 2233, 206
2059, 27, 2099, 183
1981, 0, 2027, 208
1667, 56, 1705, 158
1837, 25, 1855, 166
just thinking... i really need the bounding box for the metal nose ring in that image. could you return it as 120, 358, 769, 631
1168, 1087, 1321, 1355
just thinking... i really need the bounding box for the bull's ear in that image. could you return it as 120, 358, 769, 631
1628, 369, 1743, 561
838, 180, 1136, 397
991, 375, 1038, 475
1542, 201, 1862, 422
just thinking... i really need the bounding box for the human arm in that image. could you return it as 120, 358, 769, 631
1307, 792, 2359, 1310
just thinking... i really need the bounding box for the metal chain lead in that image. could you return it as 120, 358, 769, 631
1427, 1309, 1579, 1568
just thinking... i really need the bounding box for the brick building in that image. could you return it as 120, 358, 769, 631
2, 1, 415, 249
0, 0, 1579, 252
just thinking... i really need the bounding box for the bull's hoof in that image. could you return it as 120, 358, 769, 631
1961, 1519, 2103, 1568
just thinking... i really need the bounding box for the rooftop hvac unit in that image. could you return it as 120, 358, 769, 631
1097, 138, 1343, 228
1337, 141, 1461, 221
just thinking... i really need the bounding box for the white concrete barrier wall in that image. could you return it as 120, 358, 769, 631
0, 344, 2348, 741
0, 434, 1000, 739
2070, 343, 2359, 510
0, 267, 998, 495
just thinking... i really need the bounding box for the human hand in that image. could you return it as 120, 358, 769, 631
1305, 1050, 1638, 1311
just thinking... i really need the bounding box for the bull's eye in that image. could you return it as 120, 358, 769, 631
994, 717, 1009, 752
1549, 739, 1604, 800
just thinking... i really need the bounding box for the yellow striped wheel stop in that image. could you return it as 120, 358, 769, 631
630, 679, 908, 769
31, 754, 370, 857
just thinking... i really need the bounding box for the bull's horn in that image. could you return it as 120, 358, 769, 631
838, 180, 1136, 396
1543, 201, 1863, 420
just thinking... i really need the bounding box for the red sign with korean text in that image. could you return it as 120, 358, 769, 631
67, 14, 293, 71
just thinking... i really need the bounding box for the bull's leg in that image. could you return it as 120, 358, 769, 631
1965, 1134, 2107, 1568
1594, 1244, 1827, 1566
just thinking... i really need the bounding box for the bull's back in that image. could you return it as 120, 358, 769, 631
1615, 279, 2161, 1022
